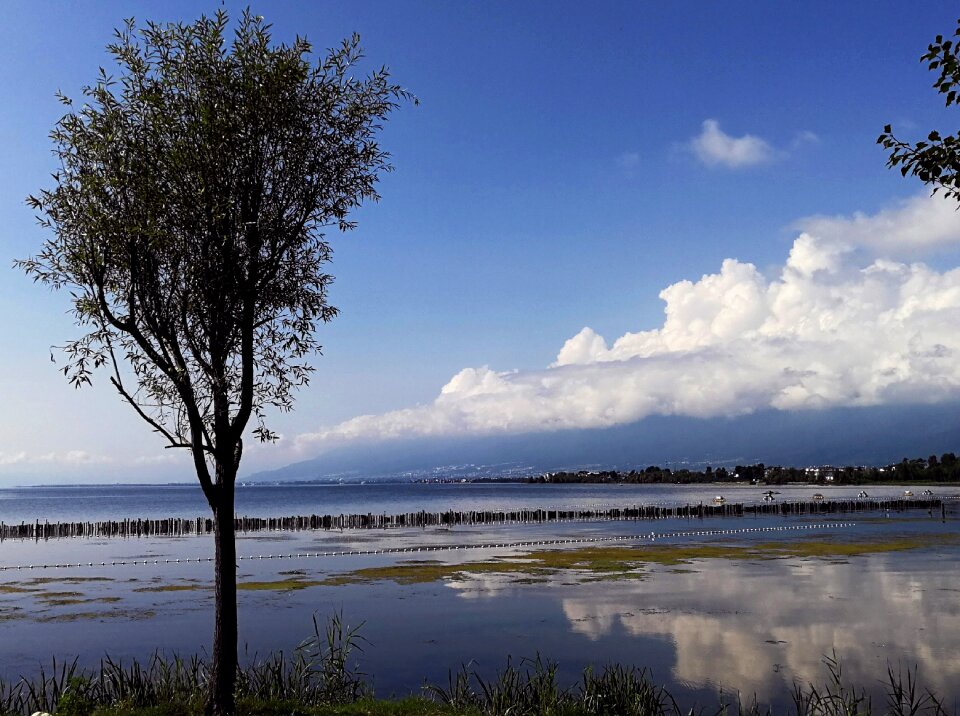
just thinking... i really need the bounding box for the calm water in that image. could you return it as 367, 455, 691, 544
1, 483, 958, 709
2, 481, 955, 522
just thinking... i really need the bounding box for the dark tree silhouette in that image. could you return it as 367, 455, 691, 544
16, 11, 410, 714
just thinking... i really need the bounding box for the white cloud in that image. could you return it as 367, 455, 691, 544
791, 129, 820, 149
795, 193, 960, 255
8, 450, 114, 466
0, 451, 27, 466
690, 119, 776, 168
295, 193, 960, 452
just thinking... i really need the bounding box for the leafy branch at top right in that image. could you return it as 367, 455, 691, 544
879, 19, 960, 199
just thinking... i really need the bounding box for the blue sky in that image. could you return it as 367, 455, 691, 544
3, 1, 960, 484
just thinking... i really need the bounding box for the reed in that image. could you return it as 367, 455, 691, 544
0, 638, 951, 715
884, 663, 945, 716
0, 613, 367, 716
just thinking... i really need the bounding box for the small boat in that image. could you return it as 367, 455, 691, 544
812, 493, 824, 501
762, 490, 776, 502
713, 495, 726, 505
903, 490, 914, 497
921, 489, 933, 496
857, 490, 868, 498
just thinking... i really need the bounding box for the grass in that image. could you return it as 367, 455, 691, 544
0, 613, 372, 716
44, 697, 463, 715
0, 644, 950, 716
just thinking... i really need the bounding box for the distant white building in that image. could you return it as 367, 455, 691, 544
805, 466, 836, 481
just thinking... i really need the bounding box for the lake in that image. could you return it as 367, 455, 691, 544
1, 482, 958, 709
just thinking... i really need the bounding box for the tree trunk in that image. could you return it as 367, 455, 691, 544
208, 478, 238, 716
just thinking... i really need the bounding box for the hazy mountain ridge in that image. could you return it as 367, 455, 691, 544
246, 403, 960, 482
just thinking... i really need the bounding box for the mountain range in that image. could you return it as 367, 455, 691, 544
246, 402, 960, 482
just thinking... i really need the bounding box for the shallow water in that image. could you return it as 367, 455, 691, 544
2, 497, 959, 709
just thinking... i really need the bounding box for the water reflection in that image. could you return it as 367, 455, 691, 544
3, 516, 960, 706
547, 552, 960, 701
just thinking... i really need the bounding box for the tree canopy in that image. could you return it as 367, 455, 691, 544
879, 20, 960, 199
18, 11, 410, 499
17, 10, 410, 714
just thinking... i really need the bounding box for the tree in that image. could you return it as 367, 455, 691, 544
16, 11, 410, 715
878, 20, 960, 198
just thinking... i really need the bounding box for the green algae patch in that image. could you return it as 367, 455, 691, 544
0, 583, 41, 594
754, 533, 960, 559
322, 558, 530, 586
238, 577, 325, 592
318, 533, 960, 586
0, 606, 25, 622
318, 547, 650, 586
35, 590, 84, 601
36, 608, 156, 623
41, 596, 122, 607
27, 576, 114, 585
134, 583, 210, 593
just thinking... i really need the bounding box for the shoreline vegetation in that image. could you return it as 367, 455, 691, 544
273, 451, 960, 486
0, 624, 949, 716
527, 451, 960, 486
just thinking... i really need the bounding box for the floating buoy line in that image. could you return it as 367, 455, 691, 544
0, 521, 855, 573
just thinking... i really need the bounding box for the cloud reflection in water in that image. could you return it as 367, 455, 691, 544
445, 548, 960, 703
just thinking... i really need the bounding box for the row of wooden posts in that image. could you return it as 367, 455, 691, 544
0, 498, 942, 541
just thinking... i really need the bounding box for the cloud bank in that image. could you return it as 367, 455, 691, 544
0, 450, 114, 466
296, 193, 960, 453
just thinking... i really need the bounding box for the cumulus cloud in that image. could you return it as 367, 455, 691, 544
795, 193, 960, 254
690, 119, 776, 168
296, 193, 960, 453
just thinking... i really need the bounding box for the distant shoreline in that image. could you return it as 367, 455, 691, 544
7, 478, 959, 489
